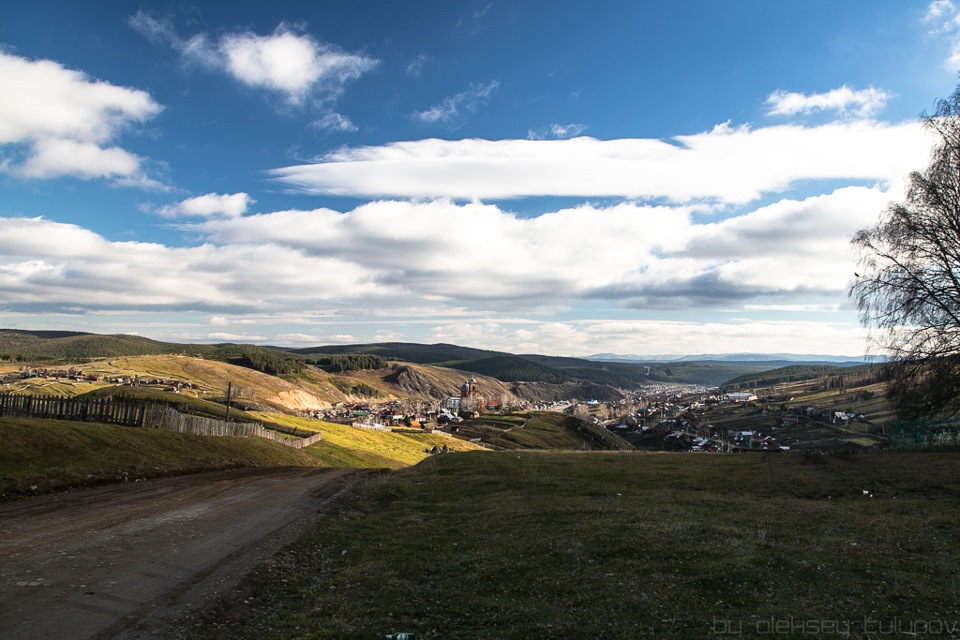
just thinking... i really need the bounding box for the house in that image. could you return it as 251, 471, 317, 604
446, 396, 462, 414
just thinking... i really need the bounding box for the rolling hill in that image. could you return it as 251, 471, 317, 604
296, 341, 773, 387
1, 329, 831, 391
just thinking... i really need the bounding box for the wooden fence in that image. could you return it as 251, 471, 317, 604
0, 393, 322, 449
0, 393, 145, 426
142, 404, 323, 449
888, 420, 960, 449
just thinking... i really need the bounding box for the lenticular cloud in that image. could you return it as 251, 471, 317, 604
271, 121, 928, 204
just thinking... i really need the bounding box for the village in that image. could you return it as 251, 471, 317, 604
0, 366, 198, 392
314, 376, 882, 453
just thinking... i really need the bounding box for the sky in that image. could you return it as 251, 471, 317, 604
1, 1, 959, 357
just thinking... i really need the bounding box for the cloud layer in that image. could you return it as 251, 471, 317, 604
0, 183, 891, 316
0, 181, 885, 353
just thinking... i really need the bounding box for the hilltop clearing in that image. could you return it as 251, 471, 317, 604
181, 450, 960, 640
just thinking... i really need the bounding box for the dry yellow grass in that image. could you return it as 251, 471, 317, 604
253, 412, 487, 468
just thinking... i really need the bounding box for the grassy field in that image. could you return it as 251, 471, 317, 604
184, 450, 960, 640
0, 417, 323, 499
0, 410, 596, 500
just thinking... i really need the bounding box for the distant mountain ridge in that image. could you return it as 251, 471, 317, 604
0, 330, 866, 388
586, 352, 870, 365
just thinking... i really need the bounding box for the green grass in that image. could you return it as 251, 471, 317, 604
450, 411, 611, 450
185, 451, 960, 640
0, 417, 322, 499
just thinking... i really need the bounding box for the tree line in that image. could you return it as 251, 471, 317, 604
312, 354, 387, 372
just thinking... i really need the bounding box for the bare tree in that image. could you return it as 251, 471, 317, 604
851, 85, 960, 419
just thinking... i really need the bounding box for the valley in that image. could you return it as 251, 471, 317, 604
0, 329, 953, 640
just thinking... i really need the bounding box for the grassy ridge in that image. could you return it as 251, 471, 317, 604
721, 363, 885, 391
0, 417, 321, 499
185, 451, 960, 640
0, 412, 485, 498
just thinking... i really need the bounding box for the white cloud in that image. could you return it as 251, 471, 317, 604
158, 193, 254, 218
527, 123, 588, 140
311, 113, 358, 133
271, 121, 929, 203
425, 318, 867, 358
18, 139, 142, 179
925, 0, 960, 69
766, 85, 893, 118
413, 80, 500, 124
210, 316, 257, 326
130, 13, 377, 107
406, 53, 429, 77
207, 332, 266, 342
220, 28, 376, 105
0, 50, 162, 183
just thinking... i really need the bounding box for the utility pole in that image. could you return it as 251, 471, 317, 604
225, 381, 232, 424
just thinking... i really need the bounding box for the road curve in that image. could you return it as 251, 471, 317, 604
0, 466, 361, 640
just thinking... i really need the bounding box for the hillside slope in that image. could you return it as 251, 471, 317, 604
0, 354, 530, 411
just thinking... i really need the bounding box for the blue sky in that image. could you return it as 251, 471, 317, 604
1, 1, 958, 356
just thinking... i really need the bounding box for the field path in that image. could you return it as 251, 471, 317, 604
0, 466, 361, 640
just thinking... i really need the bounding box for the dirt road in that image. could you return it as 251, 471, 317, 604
0, 466, 360, 640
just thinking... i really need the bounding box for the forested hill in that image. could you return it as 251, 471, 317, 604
290, 342, 500, 364
296, 342, 772, 387
721, 363, 887, 391
0, 330, 181, 359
